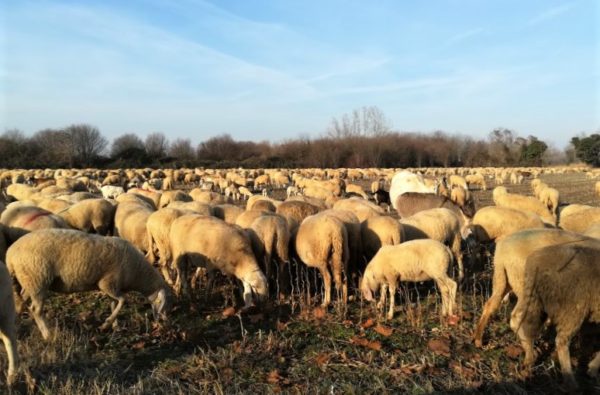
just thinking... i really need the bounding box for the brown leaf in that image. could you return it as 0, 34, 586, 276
313, 307, 326, 319
351, 336, 382, 351
361, 318, 375, 329
367, 340, 382, 351
447, 314, 460, 326
222, 307, 236, 318
315, 353, 330, 366
428, 338, 451, 357
267, 369, 281, 384
505, 344, 523, 359
374, 324, 393, 337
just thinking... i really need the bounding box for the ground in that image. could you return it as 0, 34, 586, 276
2, 172, 600, 394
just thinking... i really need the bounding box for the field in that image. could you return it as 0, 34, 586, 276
2, 172, 600, 394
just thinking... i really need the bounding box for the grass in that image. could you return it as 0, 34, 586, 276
1, 172, 599, 394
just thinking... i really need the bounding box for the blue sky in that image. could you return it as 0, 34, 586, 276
1, 0, 598, 148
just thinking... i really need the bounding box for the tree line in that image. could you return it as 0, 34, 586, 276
0, 107, 590, 169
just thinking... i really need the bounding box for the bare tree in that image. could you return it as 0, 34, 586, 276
111, 133, 144, 158
145, 132, 169, 158
169, 138, 195, 161
31, 129, 72, 167
328, 106, 392, 139
65, 124, 107, 167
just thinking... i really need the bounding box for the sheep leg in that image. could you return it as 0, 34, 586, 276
509, 303, 539, 369
587, 350, 600, 377
318, 267, 332, 307
555, 332, 577, 390
173, 255, 189, 297
386, 281, 397, 320
474, 274, 511, 347
160, 265, 175, 286
377, 284, 388, 310
29, 295, 50, 341
0, 327, 18, 385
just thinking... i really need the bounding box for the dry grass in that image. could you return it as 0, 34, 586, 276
1, 173, 599, 394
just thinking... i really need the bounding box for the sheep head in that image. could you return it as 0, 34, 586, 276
360, 271, 378, 302
149, 288, 172, 321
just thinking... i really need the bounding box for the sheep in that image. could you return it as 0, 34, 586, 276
166, 200, 213, 216
395, 192, 475, 222
345, 184, 369, 200
559, 205, 600, 233
286, 195, 329, 210
319, 209, 363, 276
468, 206, 545, 244
389, 170, 437, 210
248, 214, 290, 293
472, 228, 595, 348
286, 186, 300, 198
37, 198, 73, 214
537, 186, 560, 217
295, 213, 350, 306
6, 229, 171, 340
238, 186, 254, 200
360, 240, 457, 320
303, 185, 336, 202
450, 186, 470, 209
361, 215, 405, 260
492, 186, 555, 225
169, 215, 268, 305
559, 203, 593, 219
128, 188, 162, 209
212, 204, 244, 224
465, 173, 486, 190
596, 180, 600, 198
0, 205, 70, 243
399, 208, 465, 280
5, 183, 38, 202
247, 195, 280, 211
57, 198, 116, 235
224, 185, 240, 201
235, 209, 273, 229
370, 179, 384, 194
275, 200, 321, 232
0, 261, 17, 385
189, 189, 229, 205
114, 201, 154, 254
158, 190, 191, 209
332, 197, 384, 222
509, 242, 600, 390
584, 223, 600, 239
0, 225, 7, 262
448, 174, 468, 190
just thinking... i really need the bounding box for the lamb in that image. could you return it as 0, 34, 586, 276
58, 198, 116, 235
0, 205, 70, 243
295, 213, 350, 306
399, 208, 466, 280
492, 186, 555, 225
6, 229, 171, 340
361, 215, 405, 260
389, 170, 437, 209
509, 242, 600, 390
468, 206, 545, 243
472, 228, 595, 348
0, 261, 17, 385
169, 215, 268, 305
360, 240, 457, 320
114, 201, 154, 253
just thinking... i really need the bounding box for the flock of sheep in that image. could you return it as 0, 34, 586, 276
0, 166, 599, 390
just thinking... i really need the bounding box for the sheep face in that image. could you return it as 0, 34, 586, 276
243, 269, 268, 305
149, 288, 172, 321
360, 272, 377, 302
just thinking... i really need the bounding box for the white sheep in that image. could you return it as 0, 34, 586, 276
6, 229, 171, 340
361, 215, 405, 260
100, 185, 125, 200
492, 186, 555, 225
360, 240, 457, 320
0, 261, 17, 385
389, 170, 437, 210
510, 242, 600, 390
468, 206, 545, 243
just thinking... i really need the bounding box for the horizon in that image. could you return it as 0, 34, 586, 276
1, 0, 599, 149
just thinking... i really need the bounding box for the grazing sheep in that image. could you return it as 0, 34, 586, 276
360, 240, 457, 320
389, 170, 437, 209
492, 186, 555, 225
276, 200, 321, 231
448, 175, 468, 190
169, 215, 268, 305
286, 195, 329, 210
114, 201, 154, 253
0, 205, 70, 243
166, 201, 213, 216
473, 228, 595, 348
559, 206, 600, 233
127, 188, 162, 209
212, 204, 244, 224
465, 173, 486, 190
395, 192, 475, 222
295, 213, 349, 306
158, 190, 191, 209
584, 223, 600, 239
247, 195, 280, 211
370, 179, 384, 194
319, 209, 363, 276
372, 189, 391, 208
345, 184, 369, 200
537, 186, 560, 217
468, 206, 545, 243
286, 186, 300, 198
37, 198, 73, 214
6, 229, 171, 340
332, 197, 384, 222
0, 261, 17, 385
559, 203, 593, 219
510, 242, 600, 390
58, 198, 116, 235
238, 186, 254, 200
235, 209, 273, 229
400, 208, 465, 280
248, 214, 290, 291
361, 215, 405, 260
450, 186, 470, 209
189, 189, 229, 205
5, 184, 38, 202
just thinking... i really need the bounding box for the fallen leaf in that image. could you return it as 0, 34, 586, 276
222, 307, 236, 318
313, 307, 326, 319
447, 315, 460, 326
315, 353, 330, 366
505, 344, 523, 359
361, 318, 375, 329
428, 338, 451, 357
374, 324, 393, 337
351, 336, 382, 351
267, 369, 281, 384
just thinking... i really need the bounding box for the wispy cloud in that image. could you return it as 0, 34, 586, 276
446, 28, 484, 45
528, 3, 574, 26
